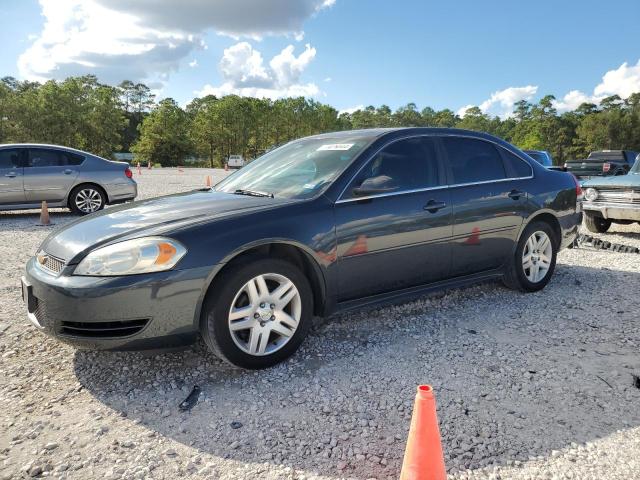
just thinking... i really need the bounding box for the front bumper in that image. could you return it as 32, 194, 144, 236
583, 202, 640, 221
23, 257, 212, 350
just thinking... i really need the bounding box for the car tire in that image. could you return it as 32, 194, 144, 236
200, 258, 313, 369
69, 184, 106, 215
584, 213, 611, 233
503, 221, 558, 293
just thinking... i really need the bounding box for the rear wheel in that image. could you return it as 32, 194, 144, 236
584, 213, 611, 233
201, 258, 313, 369
503, 221, 557, 292
69, 184, 106, 215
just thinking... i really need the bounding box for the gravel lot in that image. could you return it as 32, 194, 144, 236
1, 168, 640, 480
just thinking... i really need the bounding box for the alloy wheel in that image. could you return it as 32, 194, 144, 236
522, 230, 552, 283
75, 188, 102, 213
228, 273, 301, 356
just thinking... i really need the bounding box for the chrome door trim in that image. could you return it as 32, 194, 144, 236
335, 132, 535, 203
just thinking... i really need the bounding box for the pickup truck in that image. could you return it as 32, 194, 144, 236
581, 159, 640, 232
565, 150, 639, 179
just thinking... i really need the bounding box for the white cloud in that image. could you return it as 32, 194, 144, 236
457, 86, 538, 118
484, 86, 538, 117
338, 105, 364, 115
456, 104, 475, 118
189, 59, 198, 68
324, 77, 332, 82
197, 42, 319, 99
555, 60, 640, 112
19, 0, 335, 85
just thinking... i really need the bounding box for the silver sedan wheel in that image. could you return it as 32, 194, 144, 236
228, 273, 302, 356
522, 231, 552, 283
75, 188, 103, 213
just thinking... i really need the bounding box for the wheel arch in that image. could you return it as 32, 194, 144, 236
518, 211, 562, 247
195, 239, 328, 328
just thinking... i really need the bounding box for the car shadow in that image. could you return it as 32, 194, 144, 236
72, 262, 640, 479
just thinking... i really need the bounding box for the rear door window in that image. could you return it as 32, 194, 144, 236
27, 149, 85, 167
441, 137, 507, 184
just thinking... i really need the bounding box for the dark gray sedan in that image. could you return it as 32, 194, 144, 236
0, 144, 137, 214
22, 128, 581, 369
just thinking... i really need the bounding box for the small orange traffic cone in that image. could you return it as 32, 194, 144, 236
400, 385, 446, 480
344, 235, 368, 256
464, 226, 481, 246
205, 175, 212, 187
38, 201, 50, 226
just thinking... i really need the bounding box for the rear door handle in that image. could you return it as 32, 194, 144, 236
508, 189, 524, 200
423, 200, 447, 213
5, 172, 18, 178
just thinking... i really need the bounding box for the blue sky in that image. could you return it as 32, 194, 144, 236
1, 0, 640, 116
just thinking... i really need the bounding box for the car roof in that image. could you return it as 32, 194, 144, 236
304, 127, 506, 142
0, 143, 93, 156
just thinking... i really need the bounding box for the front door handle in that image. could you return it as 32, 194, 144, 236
63, 169, 75, 175
508, 189, 524, 200
423, 199, 447, 213
5, 172, 17, 178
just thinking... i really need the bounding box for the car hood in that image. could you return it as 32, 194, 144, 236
582, 174, 640, 188
41, 190, 288, 262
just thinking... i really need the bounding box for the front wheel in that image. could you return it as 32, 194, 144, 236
584, 213, 611, 233
201, 258, 313, 369
503, 221, 558, 292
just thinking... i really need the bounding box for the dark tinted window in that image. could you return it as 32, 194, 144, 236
27, 149, 85, 167
346, 137, 439, 198
442, 137, 506, 184
503, 150, 533, 177
0, 149, 22, 169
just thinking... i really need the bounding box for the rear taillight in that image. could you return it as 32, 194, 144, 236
602, 162, 611, 173
125, 167, 133, 179
570, 173, 582, 198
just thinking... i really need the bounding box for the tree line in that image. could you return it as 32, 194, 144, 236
1, 75, 639, 167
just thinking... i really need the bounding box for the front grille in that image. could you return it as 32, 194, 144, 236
593, 189, 640, 205
59, 319, 149, 338
37, 254, 66, 274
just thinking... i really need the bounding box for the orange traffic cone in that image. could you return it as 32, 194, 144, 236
38, 201, 50, 226
344, 235, 368, 256
400, 385, 446, 480
464, 226, 481, 246
205, 175, 212, 187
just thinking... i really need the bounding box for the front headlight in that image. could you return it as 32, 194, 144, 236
74, 237, 187, 276
584, 188, 598, 202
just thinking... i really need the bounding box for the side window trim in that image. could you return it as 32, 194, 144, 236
336, 134, 443, 203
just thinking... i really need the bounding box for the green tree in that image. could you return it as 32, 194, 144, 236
132, 98, 192, 166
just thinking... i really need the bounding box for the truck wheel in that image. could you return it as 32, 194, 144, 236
584, 213, 611, 233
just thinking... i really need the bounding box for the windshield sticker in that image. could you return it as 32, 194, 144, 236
317, 143, 354, 151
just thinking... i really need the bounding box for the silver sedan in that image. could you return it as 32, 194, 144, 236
0, 144, 137, 214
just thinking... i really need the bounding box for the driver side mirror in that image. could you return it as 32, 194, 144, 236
352, 175, 398, 196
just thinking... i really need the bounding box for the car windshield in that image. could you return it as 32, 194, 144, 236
215, 135, 373, 199
630, 157, 640, 174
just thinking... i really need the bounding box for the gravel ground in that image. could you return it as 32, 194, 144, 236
1, 168, 640, 480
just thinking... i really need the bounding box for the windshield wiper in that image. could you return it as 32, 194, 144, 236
233, 189, 274, 198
